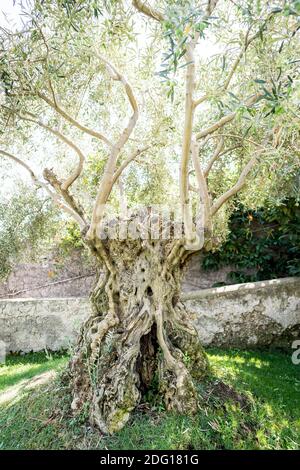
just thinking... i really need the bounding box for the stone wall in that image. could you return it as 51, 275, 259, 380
0, 251, 245, 298
181, 253, 255, 291
0, 250, 95, 299
183, 277, 300, 349
0, 297, 89, 353
0, 277, 299, 353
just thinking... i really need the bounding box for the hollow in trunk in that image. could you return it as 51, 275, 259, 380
69, 224, 209, 434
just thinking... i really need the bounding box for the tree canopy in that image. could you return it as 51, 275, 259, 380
0, 0, 299, 251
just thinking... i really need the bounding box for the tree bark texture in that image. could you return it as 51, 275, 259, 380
69, 216, 209, 434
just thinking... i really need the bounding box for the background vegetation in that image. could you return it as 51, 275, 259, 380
202, 196, 300, 285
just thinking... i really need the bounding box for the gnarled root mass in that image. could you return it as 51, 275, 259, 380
69, 223, 209, 434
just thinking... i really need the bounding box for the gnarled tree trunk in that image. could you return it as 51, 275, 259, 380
69, 218, 209, 434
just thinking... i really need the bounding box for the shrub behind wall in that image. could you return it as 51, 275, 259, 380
202, 198, 300, 285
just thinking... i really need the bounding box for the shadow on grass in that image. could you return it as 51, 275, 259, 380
0, 349, 299, 450
0, 352, 68, 393
207, 348, 300, 419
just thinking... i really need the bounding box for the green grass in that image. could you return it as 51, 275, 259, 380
0, 352, 68, 393
0, 349, 299, 450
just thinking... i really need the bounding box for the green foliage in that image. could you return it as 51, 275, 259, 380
159, 1, 213, 100
58, 220, 84, 253
0, 187, 58, 279
25, 0, 131, 43
81, 153, 106, 199
202, 198, 300, 283
284, 0, 300, 15
0, 0, 299, 255
0, 349, 299, 449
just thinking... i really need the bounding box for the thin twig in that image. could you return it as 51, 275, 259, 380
0, 272, 96, 298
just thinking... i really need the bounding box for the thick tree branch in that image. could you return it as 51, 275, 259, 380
196, 111, 236, 141
180, 38, 198, 246
191, 139, 212, 238
203, 136, 224, 176
211, 148, 264, 215
203, 144, 241, 177
111, 146, 149, 186
88, 55, 139, 238
179, 2, 220, 248
133, 0, 218, 23
132, 0, 165, 22
196, 93, 261, 141
180, 0, 217, 248
206, 0, 219, 16
194, 94, 209, 108
4, 107, 86, 191
0, 149, 86, 227
38, 91, 113, 147
42, 168, 86, 224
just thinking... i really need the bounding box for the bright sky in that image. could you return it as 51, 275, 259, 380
0, 0, 23, 29
0, 1, 25, 197
0, 1, 61, 196
0, 1, 220, 200
0, 0, 31, 194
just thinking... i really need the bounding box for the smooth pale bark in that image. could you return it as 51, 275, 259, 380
0, 149, 86, 227
132, 0, 165, 22
5, 108, 86, 190
203, 136, 224, 177
191, 139, 212, 236
211, 148, 265, 215
87, 55, 139, 241
180, 38, 199, 247
38, 91, 113, 147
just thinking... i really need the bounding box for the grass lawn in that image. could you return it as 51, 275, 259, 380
0, 349, 299, 450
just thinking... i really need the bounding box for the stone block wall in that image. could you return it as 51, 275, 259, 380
183, 277, 300, 349
0, 277, 299, 353
0, 297, 90, 353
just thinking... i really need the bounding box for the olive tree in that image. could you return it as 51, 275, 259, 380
0, 0, 299, 433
